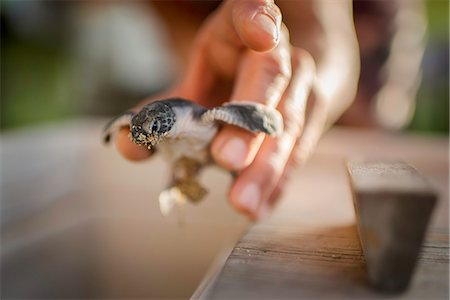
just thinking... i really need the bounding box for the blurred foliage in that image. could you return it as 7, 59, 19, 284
0, 0, 78, 129
1, 38, 76, 128
408, 0, 449, 133
424, 0, 448, 40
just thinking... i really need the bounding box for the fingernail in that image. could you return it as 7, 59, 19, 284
252, 13, 278, 42
238, 183, 261, 213
219, 137, 248, 169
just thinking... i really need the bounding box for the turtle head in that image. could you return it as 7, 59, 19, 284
129, 102, 176, 149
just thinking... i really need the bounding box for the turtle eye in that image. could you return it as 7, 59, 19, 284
150, 120, 160, 132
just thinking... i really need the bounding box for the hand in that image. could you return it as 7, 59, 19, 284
116, 0, 328, 219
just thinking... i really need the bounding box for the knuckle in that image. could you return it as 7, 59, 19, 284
263, 141, 293, 176
283, 109, 305, 136
283, 92, 307, 125
292, 48, 316, 76
263, 51, 292, 82
265, 159, 279, 176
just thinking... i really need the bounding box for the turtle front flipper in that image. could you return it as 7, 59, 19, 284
172, 156, 208, 202
176, 178, 208, 203
201, 102, 283, 136
103, 111, 135, 144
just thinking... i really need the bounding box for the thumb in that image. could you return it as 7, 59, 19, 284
177, 0, 282, 103
227, 0, 282, 51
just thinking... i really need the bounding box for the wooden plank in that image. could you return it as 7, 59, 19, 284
204, 225, 448, 299
198, 128, 448, 299
347, 160, 438, 293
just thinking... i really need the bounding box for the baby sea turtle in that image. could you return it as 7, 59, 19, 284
103, 98, 283, 215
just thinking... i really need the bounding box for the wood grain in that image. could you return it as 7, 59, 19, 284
197, 129, 449, 299
205, 226, 448, 299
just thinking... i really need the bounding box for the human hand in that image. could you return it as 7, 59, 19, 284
116, 0, 328, 219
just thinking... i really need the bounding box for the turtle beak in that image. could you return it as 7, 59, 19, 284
130, 125, 142, 142
129, 125, 148, 145
129, 125, 160, 149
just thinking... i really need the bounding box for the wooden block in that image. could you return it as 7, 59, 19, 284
347, 160, 438, 293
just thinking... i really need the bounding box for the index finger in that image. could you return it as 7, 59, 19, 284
211, 26, 292, 171
115, 128, 153, 161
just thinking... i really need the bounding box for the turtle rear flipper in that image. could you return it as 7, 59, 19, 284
176, 179, 208, 203
158, 180, 208, 216
159, 187, 187, 216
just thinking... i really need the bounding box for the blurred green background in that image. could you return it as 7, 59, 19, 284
408, 0, 449, 133
1, 0, 448, 133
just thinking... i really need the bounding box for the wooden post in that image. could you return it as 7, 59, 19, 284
347, 160, 438, 293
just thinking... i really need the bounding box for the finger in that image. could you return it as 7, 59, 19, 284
211, 0, 282, 53
258, 137, 300, 218
229, 132, 295, 219
228, 49, 316, 219
211, 26, 292, 171
294, 93, 329, 166
229, 0, 282, 51
179, 0, 283, 102
116, 128, 153, 162
257, 90, 328, 218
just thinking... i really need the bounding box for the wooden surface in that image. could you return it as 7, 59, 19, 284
197, 129, 449, 299
1, 121, 448, 299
